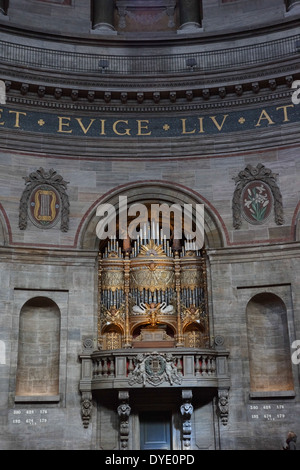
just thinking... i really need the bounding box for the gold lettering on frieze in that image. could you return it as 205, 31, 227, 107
136, 120, 151, 136
0, 103, 298, 137
255, 109, 275, 127
75, 118, 96, 135
57, 116, 72, 133
181, 118, 196, 135
9, 110, 27, 128
100, 119, 106, 135
198, 117, 204, 133
276, 104, 294, 122
181, 115, 229, 134
113, 120, 131, 136
210, 114, 229, 131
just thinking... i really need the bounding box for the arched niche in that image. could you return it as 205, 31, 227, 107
79, 181, 226, 250
246, 292, 294, 393
16, 297, 60, 397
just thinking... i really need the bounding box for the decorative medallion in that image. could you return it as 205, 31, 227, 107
28, 184, 61, 229
232, 163, 284, 229
241, 180, 273, 225
19, 168, 69, 231
128, 352, 182, 387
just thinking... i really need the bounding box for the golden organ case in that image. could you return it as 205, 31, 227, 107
98, 224, 209, 350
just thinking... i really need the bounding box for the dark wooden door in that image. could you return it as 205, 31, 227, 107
140, 411, 171, 450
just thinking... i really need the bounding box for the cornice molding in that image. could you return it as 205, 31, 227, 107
3, 81, 296, 113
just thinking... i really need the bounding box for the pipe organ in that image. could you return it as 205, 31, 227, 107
98, 222, 209, 350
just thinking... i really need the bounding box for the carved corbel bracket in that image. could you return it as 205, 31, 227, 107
180, 390, 193, 450
79, 337, 94, 428
81, 392, 93, 429
117, 391, 131, 450
217, 388, 229, 426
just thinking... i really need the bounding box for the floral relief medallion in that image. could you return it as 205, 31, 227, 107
241, 180, 273, 225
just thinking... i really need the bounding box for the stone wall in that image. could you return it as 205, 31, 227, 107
0, 0, 299, 451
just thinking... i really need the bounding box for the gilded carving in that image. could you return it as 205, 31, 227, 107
105, 331, 122, 350
138, 240, 166, 257
180, 269, 202, 290
130, 266, 174, 292
101, 304, 125, 328
185, 330, 203, 348
181, 304, 202, 323
101, 270, 124, 291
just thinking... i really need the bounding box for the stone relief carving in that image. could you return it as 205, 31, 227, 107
217, 389, 229, 426
128, 352, 182, 386
180, 390, 193, 450
19, 167, 69, 232
117, 391, 131, 450
232, 163, 284, 229
81, 392, 93, 429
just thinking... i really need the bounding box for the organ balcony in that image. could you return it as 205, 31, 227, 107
79, 344, 230, 392
79, 220, 230, 429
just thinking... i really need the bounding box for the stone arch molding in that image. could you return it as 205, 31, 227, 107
78, 181, 226, 250
0, 206, 9, 246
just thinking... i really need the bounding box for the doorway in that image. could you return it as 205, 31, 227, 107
140, 410, 172, 450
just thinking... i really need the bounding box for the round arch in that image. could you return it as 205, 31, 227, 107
77, 180, 227, 250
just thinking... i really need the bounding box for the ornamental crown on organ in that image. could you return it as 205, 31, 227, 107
98, 220, 209, 350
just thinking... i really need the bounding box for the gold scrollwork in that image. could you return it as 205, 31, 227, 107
130, 267, 174, 292
181, 304, 202, 323
101, 305, 125, 329
101, 270, 124, 291
180, 269, 202, 290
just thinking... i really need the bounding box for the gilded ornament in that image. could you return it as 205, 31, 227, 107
139, 240, 166, 257
101, 270, 124, 291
